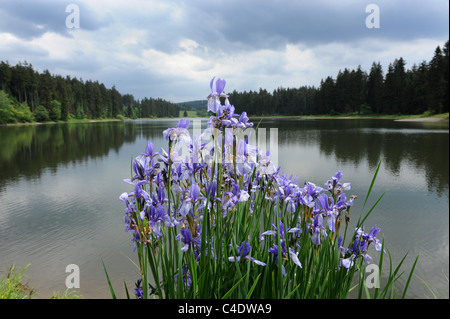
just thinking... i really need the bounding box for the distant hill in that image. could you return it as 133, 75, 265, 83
177, 100, 207, 111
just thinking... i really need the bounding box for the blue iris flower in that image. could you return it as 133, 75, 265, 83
228, 241, 266, 266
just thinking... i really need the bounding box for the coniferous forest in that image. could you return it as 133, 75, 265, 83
0, 62, 179, 124
230, 41, 449, 117
0, 40, 448, 124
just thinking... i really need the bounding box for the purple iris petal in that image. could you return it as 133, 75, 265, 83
369, 225, 381, 237
239, 112, 249, 124
207, 181, 217, 199
209, 76, 215, 91
190, 183, 200, 202
141, 141, 154, 157
228, 241, 265, 266
207, 97, 219, 113
288, 248, 302, 268
239, 242, 251, 258
334, 171, 343, 181
342, 257, 354, 269
177, 118, 190, 129
215, 78, 226, 95
249, 257, 266, 266
178, 227, 193, 252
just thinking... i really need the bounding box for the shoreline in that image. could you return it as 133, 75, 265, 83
0, 118, 124, 127
393, 117, 449, 122
2, 114, 449, 127
249, 115, 449, 122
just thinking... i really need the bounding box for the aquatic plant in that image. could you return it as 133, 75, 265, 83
112, 77, 418, 299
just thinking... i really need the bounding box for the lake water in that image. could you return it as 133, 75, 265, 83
0, 118, 448, 299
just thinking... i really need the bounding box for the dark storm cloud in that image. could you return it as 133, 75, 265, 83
1, 0, 447, 52
177, 0, 448, 51
0, 0, 448, 102
0, 0, 104, 39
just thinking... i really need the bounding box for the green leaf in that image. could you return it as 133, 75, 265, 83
245, 274, 261, 299
221, 273, 248, 299
101, 258, 116, 299
124, 280, 130, 299
362, 158, 383, 212
402, 253, 420, 299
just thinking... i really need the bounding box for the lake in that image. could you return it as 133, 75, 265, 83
0, 118, 448, 299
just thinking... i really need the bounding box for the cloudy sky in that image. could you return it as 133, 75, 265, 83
0, 0, 448, 103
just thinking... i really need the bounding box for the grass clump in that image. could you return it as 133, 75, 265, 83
0, 264, 35, 299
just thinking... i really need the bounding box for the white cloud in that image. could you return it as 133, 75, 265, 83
0, 0, 447, 102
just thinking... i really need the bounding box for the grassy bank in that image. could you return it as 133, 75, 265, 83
177, 110, 449, 121
0, 264, 34, 299
179, 110, 202, 118
4, 112, 447, 126
1, 117, 127, 127
247, 112, 449, 121
0, 264, 81, 299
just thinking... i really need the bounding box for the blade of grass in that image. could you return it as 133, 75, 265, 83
362, 158, 383, 212
402, 253, 420, 299
245, 273, 261, 299
124, 280, 130, 299
221, 273, 248, 299
414, 274, 440, 299
101, 258, 117, 299
373, 236, 385, 299
356, 191, 386, 230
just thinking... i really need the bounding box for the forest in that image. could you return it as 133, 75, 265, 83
1, 40, 448, 124
0, 62, 179, 124
229, 40, 449, 117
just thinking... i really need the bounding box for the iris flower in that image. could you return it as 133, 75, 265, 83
176, 227, 196, 252
228, 241, 266, 266
260, 222, 302, 272
310, 213, 327, 245
325, 171, 351, 192
207, 77, 228, 114
163, 118, 191, 142
179, 183, 205, 217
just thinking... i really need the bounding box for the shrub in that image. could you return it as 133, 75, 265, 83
49, 100, 61, 121
360, 103, 373, 115
0, 264, 34, 299
34, 105, 50, 122
14, 102, 35, 123
0, 90, 15, 124
75, 106, 85, 119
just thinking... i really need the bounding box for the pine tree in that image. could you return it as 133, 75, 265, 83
0, 61, 11, 93
427, 46, 445, 113
56, 76, 69, 121
367, 62, 384, 114
441, 41, 449, 113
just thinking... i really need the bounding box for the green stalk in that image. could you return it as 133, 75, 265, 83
276, 197, 282, 298
402, 253, 420, 299
101, 258, 117, 299
146, 242, 163, 297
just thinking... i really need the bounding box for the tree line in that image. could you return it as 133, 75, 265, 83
230, 40, 449, 117
0, 61, 179, 124
1, 40, 448, 124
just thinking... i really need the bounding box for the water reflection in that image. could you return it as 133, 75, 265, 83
1, 118, 448, 196
1, 123, 120, 184
259, 118, 449, 197
0, 118, 448, 298
0, 120, 182, 298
